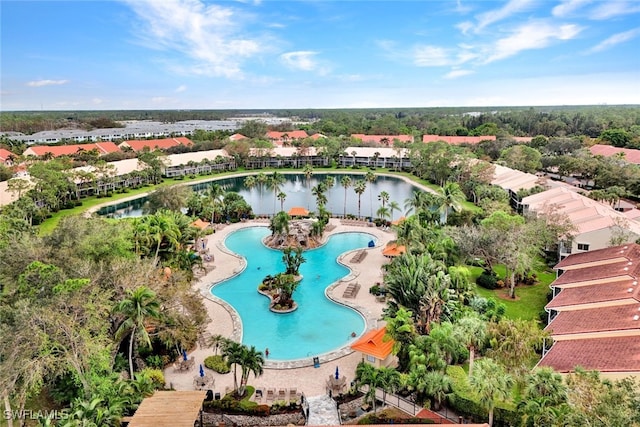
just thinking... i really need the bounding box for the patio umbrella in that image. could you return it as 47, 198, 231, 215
199, 364, 205, 378
335, 366, 339, 380
182, 349, 188, 361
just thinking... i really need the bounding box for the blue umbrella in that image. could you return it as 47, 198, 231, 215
335, 366, 339, 380
199, 364, 205, 378
182, 349, 188, 361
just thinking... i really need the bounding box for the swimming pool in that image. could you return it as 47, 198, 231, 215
211, 227, 374, 361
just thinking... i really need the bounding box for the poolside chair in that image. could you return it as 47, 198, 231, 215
278, 388, 287, 401
254, 388, 264, 402
266, 388, 275, 402
288, 388, 298, 403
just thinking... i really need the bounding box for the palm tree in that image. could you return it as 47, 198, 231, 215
365, 171, 376, 219
376, 206, 390, 221
238, 345, 265, 396
114, 286, 161, 380
438, 182, 465, 224
469, 358, 514, 427
355, 362, 384, 414
303, 164, 313, 209
206, 183, 225, 223
378, 366, 401, 405
353, 180, 366, 220
244, 175, 257, 214
383, 307, 418, 371
378, 191, 390, 209
454, 313, 487, 378
269, 211, 291, 236
268, 172, 286, 216
256, 172, 268, 215
312, 183, 327, 209
388, 200, 400, 222
340, 175, 352, 217
277, 191, 287, 212
222, 340, 245, 393
422, 370, 452, 411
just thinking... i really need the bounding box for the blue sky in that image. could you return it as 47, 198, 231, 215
1, 0, 639, 111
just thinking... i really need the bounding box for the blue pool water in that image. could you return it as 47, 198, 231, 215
211, 227, 374, 361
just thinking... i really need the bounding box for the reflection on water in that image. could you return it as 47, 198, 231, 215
97, 173, 419, 219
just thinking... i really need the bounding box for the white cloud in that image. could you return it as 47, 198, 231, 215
122, 0, 263, 78
26, 79, 68, 87
280, 51, 320, 71
444, 69, 475, 79
456, 21, 473, 35
485, 21, 582, 63
412, 45, 452, 67
589, 28, 640, 53
175, 84, 188, 93
473, 0, 536, 33
589, 1, 640, 20
92, 98, 104, 105
552, 0, 593, 17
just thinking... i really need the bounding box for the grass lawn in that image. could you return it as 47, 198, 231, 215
468, 265, 554, 322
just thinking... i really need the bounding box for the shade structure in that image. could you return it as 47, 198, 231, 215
335, 366, 339, 380
191, 218, 210, 229
382, 242, 406, 258
199, 364, 205, 377
182, 349, 188, 361
391, 216, 406, 225
287, 206, 310, 217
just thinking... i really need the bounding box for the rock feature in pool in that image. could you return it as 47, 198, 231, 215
264, 216, 324, 249
258, 273, 301, 313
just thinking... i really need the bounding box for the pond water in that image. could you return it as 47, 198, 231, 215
97, 173, 418, 219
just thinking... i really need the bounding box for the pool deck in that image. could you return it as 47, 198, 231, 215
163, 218, 396, 397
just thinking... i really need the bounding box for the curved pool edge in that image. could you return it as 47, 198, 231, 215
204, 224, 383, 369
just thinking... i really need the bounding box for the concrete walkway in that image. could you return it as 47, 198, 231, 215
306, 395, 340, 426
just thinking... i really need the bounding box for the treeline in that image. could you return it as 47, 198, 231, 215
2, 106, 640, 144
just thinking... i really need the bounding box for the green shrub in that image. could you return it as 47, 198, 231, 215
145, 354, 164, 369
476, 271, 498, 290
140, 368, 165, 389
204, 355, 231, 374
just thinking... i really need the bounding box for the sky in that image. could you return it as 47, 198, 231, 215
1, 0, 639, 111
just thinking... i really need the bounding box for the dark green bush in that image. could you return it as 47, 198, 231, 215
204, 355, 231, 374
476, 271, 498, 290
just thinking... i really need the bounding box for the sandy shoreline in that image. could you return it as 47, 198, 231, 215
164, 218, 396, 398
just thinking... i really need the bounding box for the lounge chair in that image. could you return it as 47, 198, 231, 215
255, 388, 264, 402
288, 388, 298, 403
266, 388, 275, 402
278, 389, 287, 401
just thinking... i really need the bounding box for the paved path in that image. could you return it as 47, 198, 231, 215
306, 395, 340, 426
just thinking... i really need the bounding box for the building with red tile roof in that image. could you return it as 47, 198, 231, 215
422, 135, 496, 145
539, 244, 640, 380
350, 134, 414, 145
590, 144, 640, 165
229, 133, 248, 141
350, 327, 396, 368
23, 142, 120, 158
265, 130, 309, 146
0, 148, 15, 164
119, 137, 193, 152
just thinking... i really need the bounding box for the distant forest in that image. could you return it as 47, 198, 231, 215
1, 105, 640, 148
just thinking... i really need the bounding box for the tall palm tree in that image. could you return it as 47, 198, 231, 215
438, 182, 465, 224
243, 175, 257, 214
269, 211, 291, 236
353, 180, 367, 220
388, 201, 400, 222
256, 172, 268, 215
206, 183, 225, 223
311, 183, 327, 209
268, 172, 286, 216
222, 341, 245, 393
469, 358, 514, 427
238, 345, 265, 396
365, 171, 376, 219
378, 191, 390, 209
454, 313, 487, 378
378, 366, 402, 405
114, 286, 161, 380
277, 191, 287, 212
376, 206, 390, 221
303, 164, 313, 209
340, 175, 352, 217
355, 362, 384, 414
